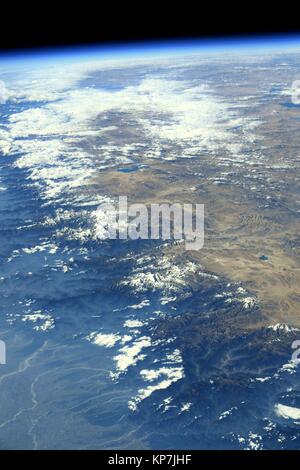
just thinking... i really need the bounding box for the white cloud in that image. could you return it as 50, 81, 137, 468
86, 332, 121, 348
0, 61, 262, 204
128, 364, 184, 411
22, 312, 55, 331
124, 319, 144, 328
112, 336, 152, 374
180, 402, 192, 413
275, 403, 300, 420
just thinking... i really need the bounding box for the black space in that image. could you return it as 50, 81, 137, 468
0, 5, 300, 53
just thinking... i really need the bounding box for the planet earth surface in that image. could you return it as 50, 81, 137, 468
0, 39, 300, 449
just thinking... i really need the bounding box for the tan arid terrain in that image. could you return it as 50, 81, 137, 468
89, 124, 300, 327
